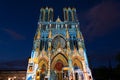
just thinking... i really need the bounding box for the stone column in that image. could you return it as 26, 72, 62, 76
82, 60, 89, 80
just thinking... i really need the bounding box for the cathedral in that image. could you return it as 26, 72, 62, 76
26, 7, 93, 80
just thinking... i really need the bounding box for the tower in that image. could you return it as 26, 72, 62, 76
26, 7, 93, 80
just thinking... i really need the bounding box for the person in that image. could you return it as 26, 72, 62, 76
29, 66, 33, 72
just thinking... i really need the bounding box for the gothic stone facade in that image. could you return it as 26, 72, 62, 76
26, 7, 93, 80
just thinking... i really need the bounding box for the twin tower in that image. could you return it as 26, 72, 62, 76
40, 7, 77, 22
26, 7, 93, 80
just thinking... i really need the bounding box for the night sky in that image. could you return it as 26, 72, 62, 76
0, 0, 120, 70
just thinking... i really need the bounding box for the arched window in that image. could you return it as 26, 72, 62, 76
68, 10, 72, 21
45, 10, 48, 21
49, 9, 53, 21
72, 9, 77, 21
63, 8, 68, 21
52, 35, 66, 49
40, 9, 44, 21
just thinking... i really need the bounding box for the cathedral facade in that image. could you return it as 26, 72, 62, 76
26, 7, 93, 80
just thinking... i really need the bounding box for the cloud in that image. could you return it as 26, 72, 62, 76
80, 1, 120, 41
2, 28, 26, 40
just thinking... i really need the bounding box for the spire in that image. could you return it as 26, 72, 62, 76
65, 24, 71, 52
81, 34, 84, 41
48, 24, 52, 38
78, 47, 84, 57
36, 47, 39, 52
76, 25, 84, 40
66, 24, 69, 39
76, 25, 81, 38
73, 45, 78, 55
37, 30, 41, 39
34, 25, 41, 40
41, 45, 46, 56
56, 16, 61, 22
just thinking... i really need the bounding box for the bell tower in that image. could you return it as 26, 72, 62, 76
26, 7, 93, 80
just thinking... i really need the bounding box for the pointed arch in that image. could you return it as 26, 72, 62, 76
52, 34, 66, 40
51, 53, 68, 70
38, 58, 48, 70
72, 57, 83, 70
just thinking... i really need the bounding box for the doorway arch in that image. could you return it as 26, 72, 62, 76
51, 53, 68, 80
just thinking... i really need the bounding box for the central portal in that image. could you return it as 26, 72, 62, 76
54, 60, 63, 80
51, 53, 68, 80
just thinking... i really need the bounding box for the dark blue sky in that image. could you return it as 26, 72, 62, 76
0, 0, 120, 70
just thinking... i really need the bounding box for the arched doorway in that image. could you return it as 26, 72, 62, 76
51, 53, 68, 80
54, 60, 64, 71
54, 60, 64, 80
72, 58, 83, 70
38, 58, 48, 80
72, 58, 84, 80
40, 64, 46, 80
